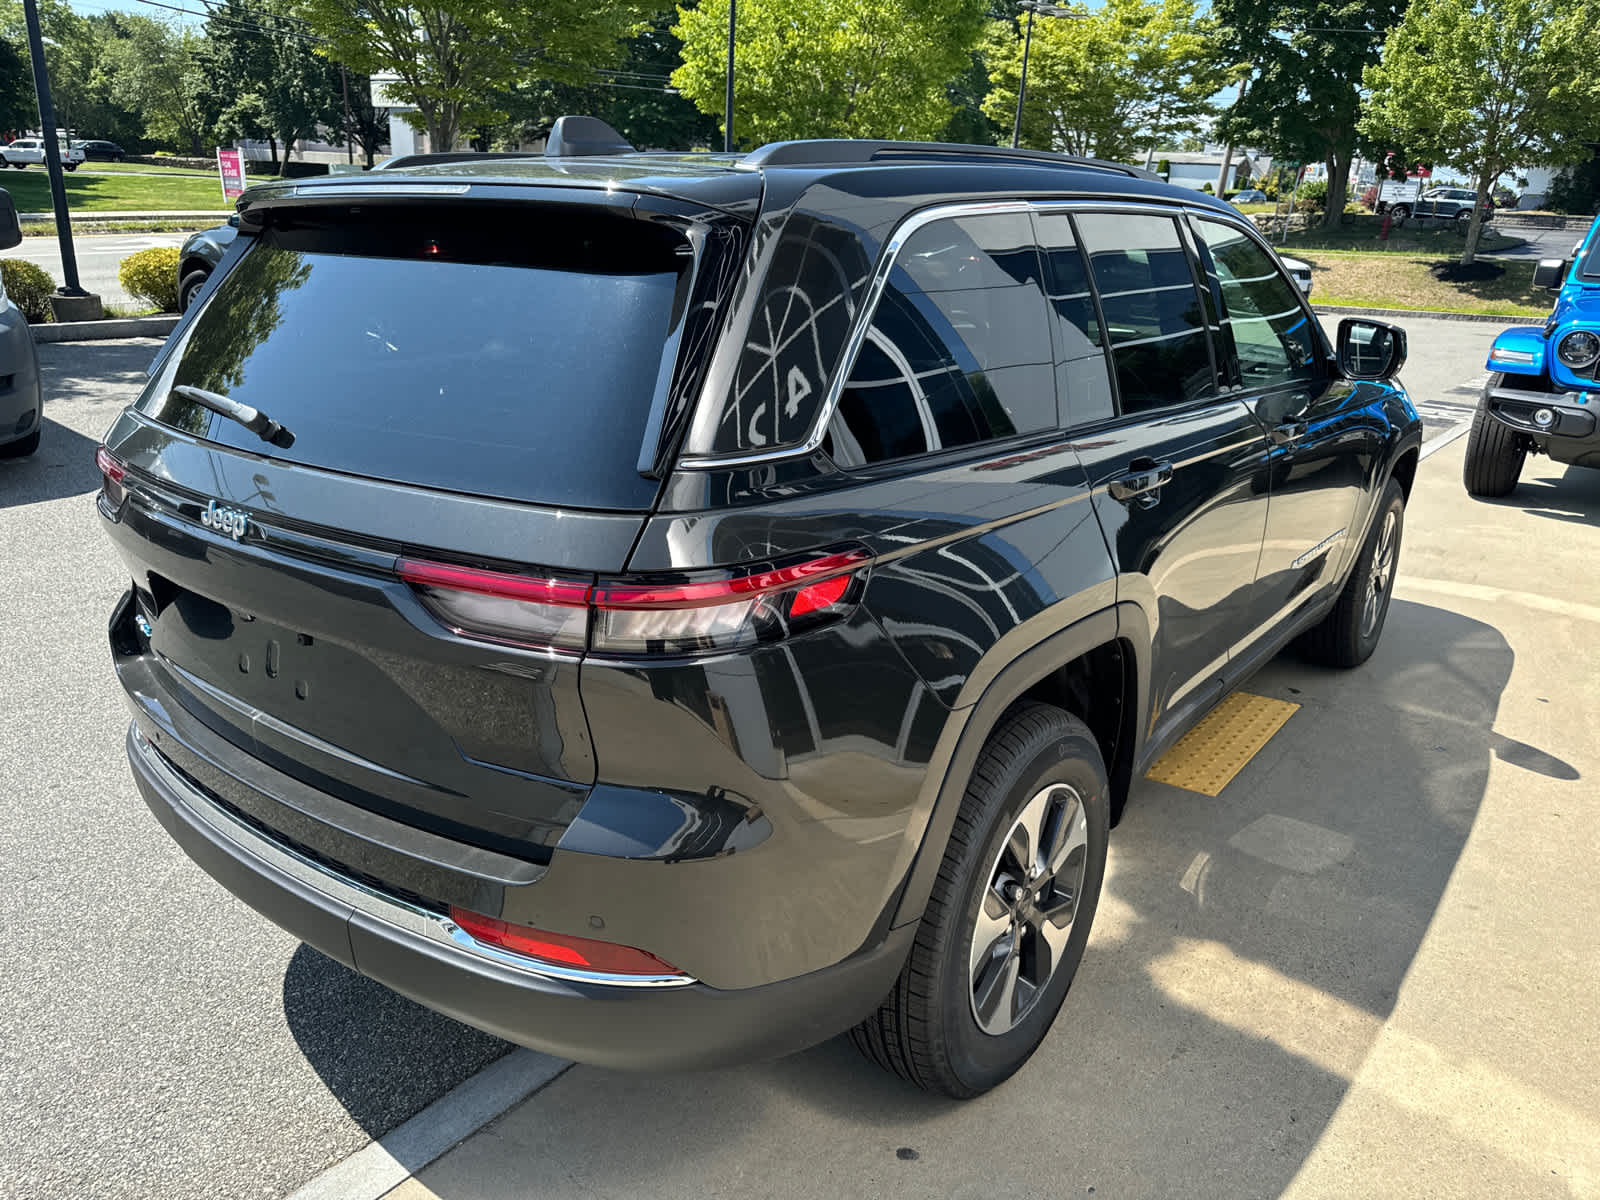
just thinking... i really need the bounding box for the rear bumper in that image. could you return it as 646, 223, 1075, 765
128, 721, 914, 1070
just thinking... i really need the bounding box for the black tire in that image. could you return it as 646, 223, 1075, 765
178, 269, 209, 313
0, 428, 40, 458
1463, 382, 1525, 497
64, 163, 76, 172
1297, 479, 1405, 668
850, 703, 1109, 1098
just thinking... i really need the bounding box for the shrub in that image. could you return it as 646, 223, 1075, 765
1201, 181, 1214, 194
1, 258, 55, 322
117, 246, 181, 312
1297, 178, 1329, 210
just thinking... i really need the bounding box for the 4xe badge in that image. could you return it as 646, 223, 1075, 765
201, 499, 248, 540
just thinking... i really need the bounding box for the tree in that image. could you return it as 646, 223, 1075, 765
340, 71, 391, 166
979, 0, 1229, 162
1361, 0, 1600, 263
671, 0, 989, 146
1213, 0, 1406, 228
296, 0, 653, 152
202, 0, 339, 168
498, 16, 719, 151
0, 37, 31, 134
96, 17, 213, 153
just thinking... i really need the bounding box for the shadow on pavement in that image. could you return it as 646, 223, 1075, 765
35, 339, 158, 404
282, 946, 511, 1139
0, 417, 102, 507
1488, 462, 1600, 525
392, 598, 1542, 1199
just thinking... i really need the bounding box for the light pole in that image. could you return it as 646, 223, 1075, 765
723, 0, 736, 153
21, 0, 100, 320
1011, 0, 1075, 150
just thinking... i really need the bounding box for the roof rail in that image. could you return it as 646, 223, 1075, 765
545, 115, 635, 158
741, 139, 1160, 181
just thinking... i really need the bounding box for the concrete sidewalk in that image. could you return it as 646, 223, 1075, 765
374, 433, 1600, 1199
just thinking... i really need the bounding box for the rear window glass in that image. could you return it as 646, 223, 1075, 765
139, 206, 693, 510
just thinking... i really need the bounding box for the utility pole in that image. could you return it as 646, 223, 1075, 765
22, 0, 100, 320
1011, 2, 1077, 150
341, 64, 354, 164
723, 0, 736, 153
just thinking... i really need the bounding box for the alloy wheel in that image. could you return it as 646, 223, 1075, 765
968, 783, 1090, 1036
1362, 508, 1399, 638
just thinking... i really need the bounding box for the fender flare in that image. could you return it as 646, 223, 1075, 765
887, 602, 1149, 930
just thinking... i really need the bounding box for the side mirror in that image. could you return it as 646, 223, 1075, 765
1533, 258, 1567, 291
1338, 318, 1407, 381
0, 188, 20, 251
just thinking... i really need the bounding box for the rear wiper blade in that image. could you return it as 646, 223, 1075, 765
171, 384, 294, 448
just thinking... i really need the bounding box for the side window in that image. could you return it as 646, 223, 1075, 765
1074, 213, 1215, 414
1191, 217, 1319, 391
1032, 212, 1115, 429
828, 212, 1055, 467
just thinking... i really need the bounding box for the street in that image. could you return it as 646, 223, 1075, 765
3, 232, 194, 306
3, 317, 1597, 1199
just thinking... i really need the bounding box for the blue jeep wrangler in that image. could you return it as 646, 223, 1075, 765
1467, 215, 1600, 495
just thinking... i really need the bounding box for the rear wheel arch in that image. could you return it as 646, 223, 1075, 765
889, 606, 1148, 930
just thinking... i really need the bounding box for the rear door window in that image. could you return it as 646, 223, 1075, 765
1033, 212, 1115, 429
1073, 213, 1215, 414
827, 212, 1055, 466
138, 205, 696, 511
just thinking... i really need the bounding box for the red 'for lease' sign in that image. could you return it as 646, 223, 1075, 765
217, 148, 246, 200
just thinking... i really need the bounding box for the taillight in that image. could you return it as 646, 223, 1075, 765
396, 558, 589, 651
96, 445, 127, 509
447, 906, 686, 978
397, 547, 871, 657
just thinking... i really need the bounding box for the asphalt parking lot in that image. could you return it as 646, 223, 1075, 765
3, 317, 1596, 1200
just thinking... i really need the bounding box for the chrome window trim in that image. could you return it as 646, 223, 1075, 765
676, 197, 1227, 471
131, 725, 696, 989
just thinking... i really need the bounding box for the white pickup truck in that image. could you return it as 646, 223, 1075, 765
1, 138, 86, 171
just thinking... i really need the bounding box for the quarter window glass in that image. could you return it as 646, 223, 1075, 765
828, 213, 1055, 467
1074, 213, 1214, 414
1033, 212, 1114, 428
1192, 218, 1319, 389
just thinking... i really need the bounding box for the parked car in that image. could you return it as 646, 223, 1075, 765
72, 139, 127, 163
1467, 213, 1600, 496
1385, 187, 1491, 225
175, 214, 238, 312
0, 188, 43, 458
1, 138, 85, 171
1280, 254, 1314, 296
1230, 188, 1268, 205
99, 117, 1421, 1099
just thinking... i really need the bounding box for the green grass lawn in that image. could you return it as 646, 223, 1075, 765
1274, 212, 1522, 255
0, 166, 235, 212
1298, 251, 1548, 317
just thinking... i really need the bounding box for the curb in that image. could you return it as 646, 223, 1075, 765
31, 314, 179, 342
1313, 305, 1519, 325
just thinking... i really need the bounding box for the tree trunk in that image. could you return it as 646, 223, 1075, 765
267, 136, 279, 173
1321, 148, 1351, 229
1461, 169, 1495, 267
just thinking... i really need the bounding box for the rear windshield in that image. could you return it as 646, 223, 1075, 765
139, 205, 694, 510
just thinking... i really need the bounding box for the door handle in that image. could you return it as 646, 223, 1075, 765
1108, 459, 1174, 507
1270, 420, 1308, 446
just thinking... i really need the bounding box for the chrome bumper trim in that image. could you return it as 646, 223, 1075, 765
132, 724, 696, 989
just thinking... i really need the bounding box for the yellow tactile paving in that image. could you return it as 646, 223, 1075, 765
1145, 690, 1300, 796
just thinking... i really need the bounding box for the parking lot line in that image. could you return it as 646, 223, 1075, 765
1144, 691, 1300, 796
287, 1049, 570, 1200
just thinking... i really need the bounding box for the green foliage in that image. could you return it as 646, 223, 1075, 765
1298, 178, 1328, 209
297, 0, 653, 151
0, 36, 32, 133
981, 0, 1229, 160
1234, 167, 1251, 190
118, 246, 181, 312
1, 258, 54, 322
97, 16, 214, 154
1156, 157, 1171, 176
203, 0, 339, 165
1213, 0, 1406, 228
1201, 181, 1213, 193
1361, 0, 1600, 261
672, 0, 987, 145
1545, 153, 1600, 214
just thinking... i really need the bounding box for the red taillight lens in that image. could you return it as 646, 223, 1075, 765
96, 445, 127, 508
396, 558, 590, 651
398, 547, 871, 657
447, 907, 686, 978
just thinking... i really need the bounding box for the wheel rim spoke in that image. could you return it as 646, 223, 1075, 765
969, 782, 1091, 1036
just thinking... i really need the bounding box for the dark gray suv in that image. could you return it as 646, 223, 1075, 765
99, 119, 1420, 1097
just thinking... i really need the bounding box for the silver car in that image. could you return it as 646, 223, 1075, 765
0, 189, 42, 458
